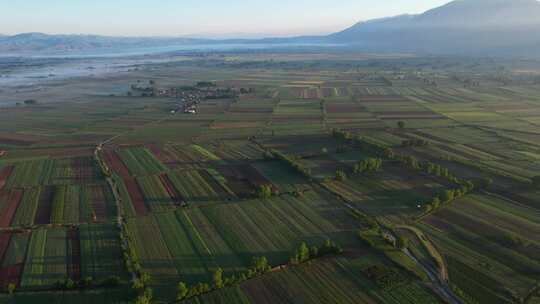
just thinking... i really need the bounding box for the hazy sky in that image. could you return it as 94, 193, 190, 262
1, 0, 451, 37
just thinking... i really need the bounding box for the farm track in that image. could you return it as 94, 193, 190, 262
319, 182, 464, 304
394, 225, 463, 304
92, 111, 180, 284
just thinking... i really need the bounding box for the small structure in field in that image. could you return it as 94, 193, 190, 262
0, 150, 6, 158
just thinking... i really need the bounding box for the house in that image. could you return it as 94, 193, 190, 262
0, 150, 6, 157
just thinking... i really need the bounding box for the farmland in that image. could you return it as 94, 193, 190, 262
0, 52, 539, 304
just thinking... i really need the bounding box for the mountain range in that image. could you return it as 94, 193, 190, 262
1, 0, 540, 57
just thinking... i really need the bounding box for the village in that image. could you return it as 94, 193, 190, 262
156, 82, 252, 115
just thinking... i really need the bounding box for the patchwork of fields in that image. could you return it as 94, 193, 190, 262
1, 56, 540, 304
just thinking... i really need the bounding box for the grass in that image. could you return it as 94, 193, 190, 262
117, 147, 167, 177
79, 223, 126, 283
2, 55, 540, 303
21, 229, 47, 288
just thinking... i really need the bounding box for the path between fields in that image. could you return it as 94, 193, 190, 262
94, 146, 139, 283
100, 113, 175, 146
337, 198, 462, 304
395, 225, 462, 304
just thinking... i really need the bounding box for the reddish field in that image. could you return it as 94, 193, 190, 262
0, 166, 13, 191
0, 232, 23, 289
306, 88, 320, 99
0, 190, 23, 227
148, 144, 177, 166
159, 174, 183, 205
124, 178, 148, 216
0, 265, 22, 288
72, 157, 98, 182
0, 233, 11, 261
104, 150, 130, 179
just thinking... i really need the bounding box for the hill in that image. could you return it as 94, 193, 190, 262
329, 0, 540, 56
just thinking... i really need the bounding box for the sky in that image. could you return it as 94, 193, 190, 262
1, 0, 451, 38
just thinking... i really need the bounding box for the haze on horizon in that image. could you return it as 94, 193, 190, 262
1, 0, 450, 38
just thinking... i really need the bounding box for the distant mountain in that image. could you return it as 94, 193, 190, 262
328, 0, 540, 56
2, 0, 540, 57
0, 33, 207, 54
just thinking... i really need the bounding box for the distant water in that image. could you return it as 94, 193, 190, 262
0, 42, 341, 89
2, 42, 341, 59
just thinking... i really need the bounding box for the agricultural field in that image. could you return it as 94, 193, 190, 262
0, 223, 127, 291
184, 256, 441, 304
1, 53, 540, 304
419, 193, 540, 303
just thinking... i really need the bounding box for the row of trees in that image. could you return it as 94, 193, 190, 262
354, 158, 382, 174
176, 239, 343, 301
120, 224, 154, 304
331, 129, 394, 159
290, 239, 343, 265
176, 256, 271, 301
401, 139, 429, 147
265, 149, 312, 179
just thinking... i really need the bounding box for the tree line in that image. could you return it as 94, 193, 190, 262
175, 239, 342, 302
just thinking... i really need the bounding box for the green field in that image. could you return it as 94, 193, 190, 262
1, 53, 540, 304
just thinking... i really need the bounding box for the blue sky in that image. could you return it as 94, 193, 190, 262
1, 0, 450, 37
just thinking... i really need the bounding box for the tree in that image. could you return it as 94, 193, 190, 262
65, 278, 76, 289
397, 121, 405, 129
442, 189, 455, 203
24, 99, 37, 105
298, 242, 310, 262
213, 268, 224, 289
7, 283, 15, 295
257, 184, 272, 199
177, 282, 189, 301
134, 288, 153, 304
432, 197, 441, 209
310, 246, 319, 258
252, 256, 269, 273
335, 170, 347, 181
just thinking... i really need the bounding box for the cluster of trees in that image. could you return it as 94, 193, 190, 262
265, 149, 312, 179
423, 183, 475, 214
176, 256, 271, 301
401, 139, 429, 147
134, 287, 153, 304
257, 184, 274, 199
354, 158, 382, 174
290, 239, 343, 265
331, 129, 394, 159
335, 170, 347, 182
52, 275, 120, 291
